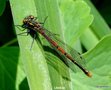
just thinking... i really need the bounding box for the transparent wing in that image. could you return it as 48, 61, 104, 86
43, 29, 87, 69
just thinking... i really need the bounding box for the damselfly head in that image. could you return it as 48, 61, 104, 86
23, 15, 34, 24
28, 15, 34, 19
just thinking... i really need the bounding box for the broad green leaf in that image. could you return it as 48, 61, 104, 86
0, 0, 6, 16
82, 34, 111, 90
0, 47, 28, 90
80, 28, 99, 50
10, 0, 52, 90
34, 0, 71, 89
84, 0, 111, 39
61, 34, 111, 90
80, 0, 111, 50
59, 0, 93, 46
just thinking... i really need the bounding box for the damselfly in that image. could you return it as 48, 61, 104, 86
19, 15, 92, 77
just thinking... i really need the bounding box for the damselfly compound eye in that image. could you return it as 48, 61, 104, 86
29, 15, 34, 19
23, 15, 35, 24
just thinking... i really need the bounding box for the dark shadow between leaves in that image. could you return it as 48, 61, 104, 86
19, 77, 29, 90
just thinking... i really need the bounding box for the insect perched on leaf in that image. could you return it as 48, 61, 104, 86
18, 15, 92, 77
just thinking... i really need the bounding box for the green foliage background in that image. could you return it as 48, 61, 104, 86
0, 0, 111, 90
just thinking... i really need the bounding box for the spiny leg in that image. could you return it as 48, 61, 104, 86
40, 16, 48, 27
15, 25, 26, 31
33, 17, 38, 21
17, 29, 30, 36
30, 33, 37, 50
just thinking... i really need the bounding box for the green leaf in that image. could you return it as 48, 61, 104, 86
0, 0, 6, 16
34, 0, 71, 89
84, 0, 111, 39
82, 34, 111, 90
80, 0, 111, 50
10, 0, 52, 90
59, 0, 93, 46
63, 34, 111, 90
0, 47, 28, 90
80, 28, 99, 50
